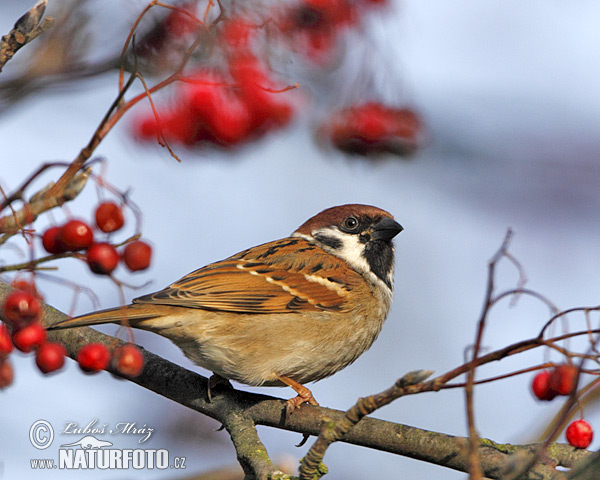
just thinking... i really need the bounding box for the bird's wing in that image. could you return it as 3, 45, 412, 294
133, 237, 365, 314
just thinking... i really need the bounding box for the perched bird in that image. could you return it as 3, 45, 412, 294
50, 204, 402, 411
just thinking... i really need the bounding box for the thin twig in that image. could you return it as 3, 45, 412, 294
299, 370, 433, 480
465, 229, 514, 479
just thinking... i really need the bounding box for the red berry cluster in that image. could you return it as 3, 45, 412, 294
319, 102, 422, 155
0, 285, 66, 383
77, 343, 144, 378
276, 0, 388, 64
41, 202, 152, 275
531, 365, 594, 449
134, 48, 293, 147
0, 284, 145, 384
531, 365, 577, 401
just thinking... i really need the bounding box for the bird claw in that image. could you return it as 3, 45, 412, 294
207, 373, 232, 402
295, 433, 311, 447
280, 375, 319, 420
285, 394, 319, 416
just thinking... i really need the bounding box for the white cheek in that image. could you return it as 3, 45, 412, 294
308, 227, 374, 277
294, 228, 394, 296
335, 233, 372, 274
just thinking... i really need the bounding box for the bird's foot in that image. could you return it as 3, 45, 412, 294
279, 375, 319, 416
207, 373, 232, 402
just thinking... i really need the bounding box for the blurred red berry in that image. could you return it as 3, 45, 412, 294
42, 226, 66, 254
133, 115, 159, 140
166, 3, 197, 36
163, 109, 206, 145
324, 103, 422, 155
60, 220, 94, 251
283, 0, 355, 32
0, 360, 13, 388
77, 343, 110, 373
0, 324, 13, 357
123, 241, 152, 272
36, 342, 66, 374
11, 279, 43, 301
566, 420, 593, 449
2, 290, 41, 328
186, 72, 224, 117
207, 96, 252, 145
531, 371, 557, 401
549, 364, 577, 396
95, 202, 124, 233
113, 344, 145, 378
87, 243, 120, 275
222, 18, 253, 49
12, 322, 47, 353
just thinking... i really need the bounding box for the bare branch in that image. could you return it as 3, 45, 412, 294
0, 166, 91, 245
0, 0, 54, 72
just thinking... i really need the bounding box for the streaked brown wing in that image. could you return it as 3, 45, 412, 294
134, 237, 363, 314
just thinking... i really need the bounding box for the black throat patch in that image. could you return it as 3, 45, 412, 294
363, 240, 394, 289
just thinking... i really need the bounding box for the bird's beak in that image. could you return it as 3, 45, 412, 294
371, 218, 403, 241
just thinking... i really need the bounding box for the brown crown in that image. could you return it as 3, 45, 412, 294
294, 204, 394, 235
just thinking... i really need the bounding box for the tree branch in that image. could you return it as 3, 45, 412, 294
0, 281, 594, 479
0, 166, 91, 245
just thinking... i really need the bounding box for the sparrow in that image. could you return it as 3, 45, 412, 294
49, 204, 403, 411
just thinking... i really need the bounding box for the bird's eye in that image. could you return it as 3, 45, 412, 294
341, 216, 359, 232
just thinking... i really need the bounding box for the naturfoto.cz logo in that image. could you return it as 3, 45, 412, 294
29, 419, 186, 471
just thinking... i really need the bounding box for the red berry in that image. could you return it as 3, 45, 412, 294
324, 103, 421, 155
134, 115, 159, 140
36, 342, 66, 374
549, 364, 577, 396
0, 360, 13, 388
566, 420, 593, 449
12, 322, 47, 353
77, 343, 110, 373
531, 371, 557, 401
87, 243, 120, 275
11, 279, 43, 300
166, 3, 197, 36
42, 226, 66, 254
113, 344, 145, 377
0, 324, 13, 357
60, 220, 94, 251
123, 241, 152, 272
95, 202, 125, 233
222, 18, 253, 49
2, 290, 41, 328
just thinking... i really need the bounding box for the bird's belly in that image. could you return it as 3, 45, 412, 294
160, 310, 386, 387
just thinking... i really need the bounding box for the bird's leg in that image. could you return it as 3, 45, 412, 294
279, 376, 319, 415
207, 373, 231, 402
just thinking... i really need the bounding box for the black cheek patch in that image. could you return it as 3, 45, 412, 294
314, 233, 343, 250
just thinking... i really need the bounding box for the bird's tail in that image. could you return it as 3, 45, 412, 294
47, 304, 160, 330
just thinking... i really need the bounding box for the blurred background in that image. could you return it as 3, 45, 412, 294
1, 0, 600, 478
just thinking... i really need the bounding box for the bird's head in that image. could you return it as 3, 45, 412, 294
293, 204, 403, 291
